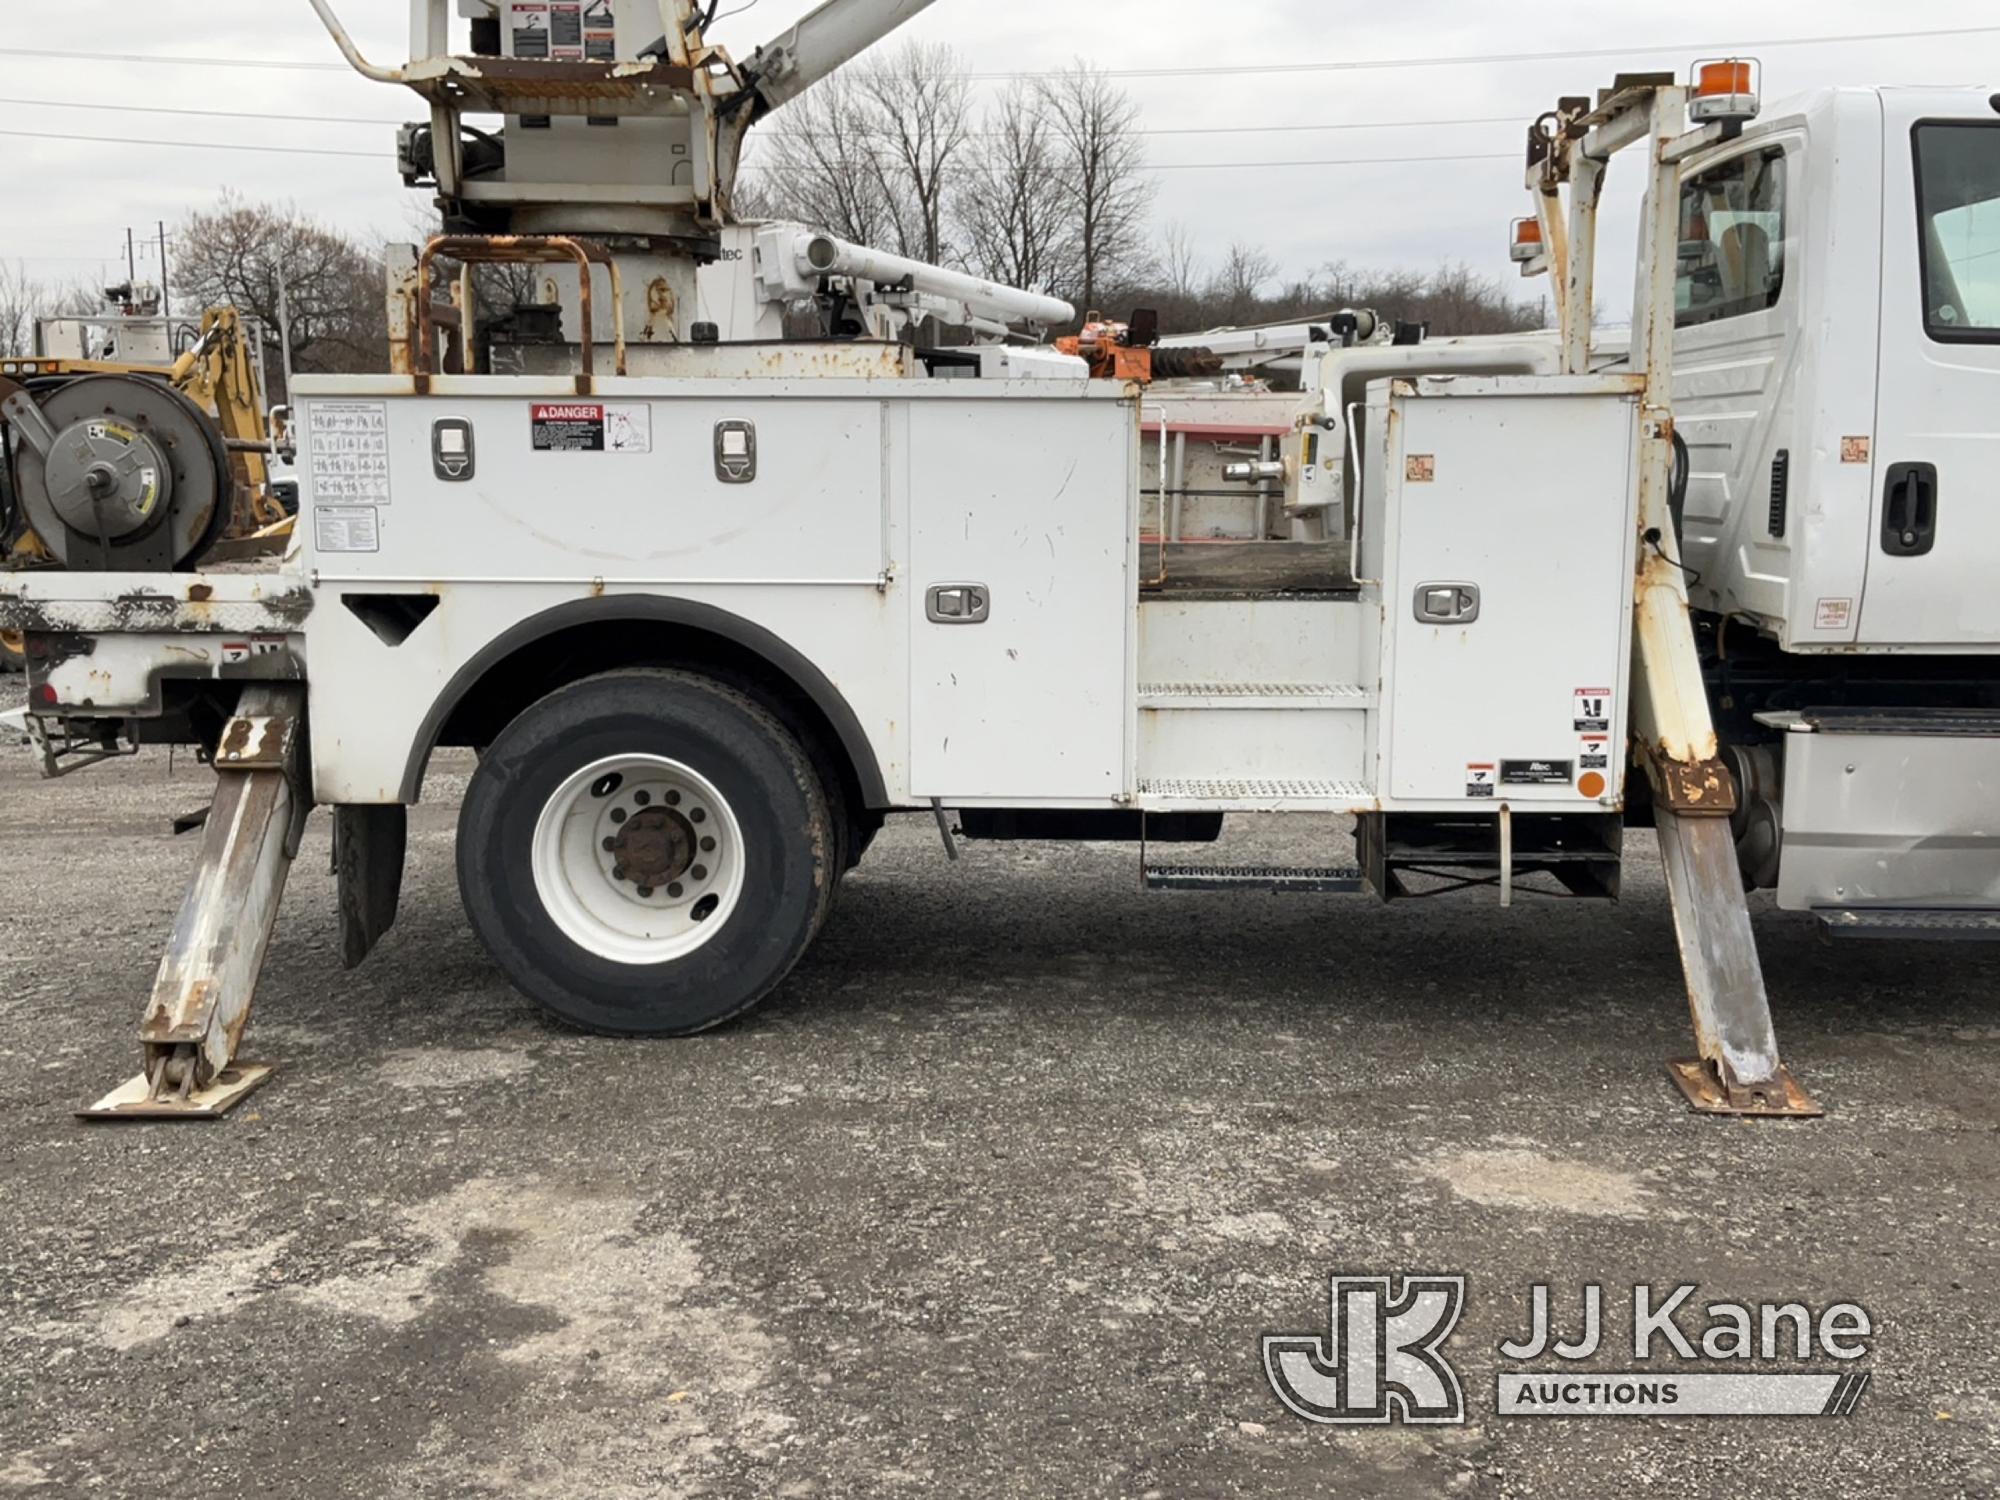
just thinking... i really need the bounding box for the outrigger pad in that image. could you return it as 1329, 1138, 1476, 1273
1665, 1058, 1822, 1119
77, 1063, 276, 1121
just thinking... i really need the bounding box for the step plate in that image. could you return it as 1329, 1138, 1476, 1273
1814, 907, 2000, 941
1145, 865, 1367, 893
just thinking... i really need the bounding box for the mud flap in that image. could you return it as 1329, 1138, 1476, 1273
336, 804, 407, 969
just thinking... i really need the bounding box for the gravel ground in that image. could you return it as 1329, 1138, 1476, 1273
1, 708, 1997, 1498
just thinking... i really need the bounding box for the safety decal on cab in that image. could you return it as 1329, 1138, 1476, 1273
1573, 688, 1612, 734
530, 402, 652, 454
1577, 734, 1612, 773
1466, 763, 1496, 798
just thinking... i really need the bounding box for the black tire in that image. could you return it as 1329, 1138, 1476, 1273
456, 668, 836, 1035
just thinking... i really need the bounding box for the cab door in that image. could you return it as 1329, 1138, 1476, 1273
1860, 104, 2000, 646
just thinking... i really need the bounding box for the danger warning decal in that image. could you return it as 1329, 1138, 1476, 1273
1573, 688, 1612, 734
530, 403, 652, 454
1466, 763, 1496, 798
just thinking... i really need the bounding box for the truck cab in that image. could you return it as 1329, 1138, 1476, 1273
1673, 86, 2000, 650
1668, 85, 2000, 919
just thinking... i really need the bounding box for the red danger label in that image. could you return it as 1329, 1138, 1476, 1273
531, 403, 605, 451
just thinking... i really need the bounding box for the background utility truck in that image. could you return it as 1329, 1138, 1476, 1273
0, 2, 1991, 1125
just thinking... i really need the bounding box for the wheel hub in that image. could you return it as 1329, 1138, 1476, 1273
532, 754, 744, 963
611, 805, 696, 888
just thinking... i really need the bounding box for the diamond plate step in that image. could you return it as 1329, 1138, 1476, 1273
1144, 864, 1367, 894
1814, 907, 2000, 941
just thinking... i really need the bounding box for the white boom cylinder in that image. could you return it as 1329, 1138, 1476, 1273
747, 0, 942, 114
792, 233, 1075, 328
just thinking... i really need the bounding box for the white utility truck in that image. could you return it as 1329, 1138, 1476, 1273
1, 7, 1990, 1122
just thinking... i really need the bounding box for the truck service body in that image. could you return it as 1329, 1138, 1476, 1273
1, 3, 1994, 1119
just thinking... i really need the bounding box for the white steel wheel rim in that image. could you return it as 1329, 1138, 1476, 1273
530, 753, 747, 965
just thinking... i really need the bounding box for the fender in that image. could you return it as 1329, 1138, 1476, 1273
399, 594, 889, 806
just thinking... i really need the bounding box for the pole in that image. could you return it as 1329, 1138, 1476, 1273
157, 220, 169, 313
276, 269, 296, 389
125, 227, 136, 294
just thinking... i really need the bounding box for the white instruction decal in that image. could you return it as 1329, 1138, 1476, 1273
1573, 688, 1612, 734
1814, 598, 1854, 631
315, 506, 380, 554
1466, 762, 1496, 798
606, 403, 651, 453
1577, 734, 1612, 773
308, 400, 391, 506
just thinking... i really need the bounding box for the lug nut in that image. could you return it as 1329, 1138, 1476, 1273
700, 836, 716, 853
668, 882, 684, 899
636, 886, 654, 898
690, 808, 706, 824
691, 864, 708, 882
634, 790, 651, 806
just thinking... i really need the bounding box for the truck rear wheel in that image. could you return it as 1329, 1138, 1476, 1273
457, 669, 836, 1035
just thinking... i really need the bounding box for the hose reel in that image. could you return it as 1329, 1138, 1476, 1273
0, 374, 233, 570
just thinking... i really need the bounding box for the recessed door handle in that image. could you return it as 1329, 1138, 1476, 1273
926, 584, 991, 624
1414, 582, 1480, 625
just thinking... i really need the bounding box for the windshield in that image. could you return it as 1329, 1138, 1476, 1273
1916, 121, 2000, 340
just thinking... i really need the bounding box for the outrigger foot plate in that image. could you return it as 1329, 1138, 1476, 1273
1665, 1057, 1820, 1118
78, 1063, 276, 1121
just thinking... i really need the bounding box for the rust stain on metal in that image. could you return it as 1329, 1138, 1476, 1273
187, 583, 214, 603
641, 276, 677, 342
1648, 752, 1737, 816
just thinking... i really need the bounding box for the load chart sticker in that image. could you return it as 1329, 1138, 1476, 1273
308, 400, 391, 505
530, 402, 653, 453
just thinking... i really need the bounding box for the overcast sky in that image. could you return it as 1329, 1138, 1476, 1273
4, 1, 1997, 321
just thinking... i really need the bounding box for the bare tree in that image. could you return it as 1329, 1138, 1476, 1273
0, 263, 47, 359
746, 73, 896, 248
173, 192, 387, 386
1208, 242, 1280, 324
1040, 63, 1155, 310
856, 41, 973, 266
956, 80, 1074, 292
0, 264, 99, 358
1159, 221, 1204, 302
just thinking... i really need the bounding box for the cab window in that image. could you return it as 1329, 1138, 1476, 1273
1915, 121, 2000, 341
1674, 149, 1786, 328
